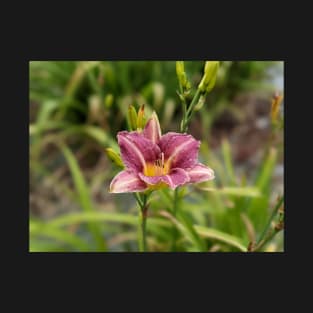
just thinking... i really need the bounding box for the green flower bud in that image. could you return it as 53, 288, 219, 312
176, 61, 185, 80
194, 95, 206, 111
198, 61, 219, 93
105, 148, 124, 167
176, 61, 191, 91
137, 104, 146, 130
104, 94, 114, 108
127, 104, 138, 130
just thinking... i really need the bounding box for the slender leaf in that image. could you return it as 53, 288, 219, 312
200, 186, 261, 197
194, 225, 247, 252
49, 212, 170, 228
61, 145, 106, 251
177, 210, 207, 251
247, 147, 278, 230
30, 222, 90, 251
159, 210, 206, 251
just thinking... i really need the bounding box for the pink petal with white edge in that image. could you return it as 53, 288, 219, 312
109, 170, 147, 193
117, 131, 161, 172
187, 163, 215, 184
158, 132, 200, 169
138, 168, 190, 190
143, 111, 162, 143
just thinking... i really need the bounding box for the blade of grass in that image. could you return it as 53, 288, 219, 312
246, 147, 278, 230
255, 195, 284, 247
194, 225, 247, 252
177, 210, 207, 251
30, 221, 90, 251
36, 100, 59, 132
29, 121, 71, 136
255, 148, 278, 191
159, 210, 207, 251
199, 186, 261, 197
61, 144, 106, 251
57, 61, 100, 119
49, 212, 171, 246
29, 239, 69, 252
49, 212, 170, 228
31, 100, 60, 160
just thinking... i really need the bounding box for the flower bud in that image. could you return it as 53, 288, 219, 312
104, 94, 113, 108
137, 104, 146, 130
176, 61, 191, 91
127, 104, 138, 130
176, 61, 185, 81
198, 61, 219, 93
105, 148, 124, 167
194, 94, 206, 111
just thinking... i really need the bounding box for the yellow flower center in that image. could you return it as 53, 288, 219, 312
144, 153, 170, 177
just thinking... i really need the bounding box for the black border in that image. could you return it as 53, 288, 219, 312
6, 15, 298, 297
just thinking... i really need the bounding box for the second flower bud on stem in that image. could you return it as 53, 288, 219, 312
198, 61, 219, 93
127, 104, 146, 131
177, 61, 220, 133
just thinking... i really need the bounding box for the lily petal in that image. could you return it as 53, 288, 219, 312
138, 168, 190, 190
118, 131, 161, 172
187, 163, 215, 183
143, 111, 162, 143
110, 170, 147, 193
158, 132, 200, 169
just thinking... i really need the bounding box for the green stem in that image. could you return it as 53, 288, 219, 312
177, 82, 188, 133
256, 195, 284, 246
135, 193, 148, 252
186, 89, 202, 116
254, 226, 283, 252
134, 192, 143, 208
141, 206, 147, 252
182, 89, 203, 132
171, 188, 179, 251
180, 96, 188, 132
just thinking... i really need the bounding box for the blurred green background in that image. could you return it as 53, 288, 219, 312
29, 61, 284, 252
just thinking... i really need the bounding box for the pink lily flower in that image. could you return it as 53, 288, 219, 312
110, 112, 215, 193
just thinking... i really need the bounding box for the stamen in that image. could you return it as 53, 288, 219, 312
145, 156, 169, 177
147, 153, 169, 176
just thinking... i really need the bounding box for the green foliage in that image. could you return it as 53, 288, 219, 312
61, 144, 107, 251
29, 60, 284, 252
